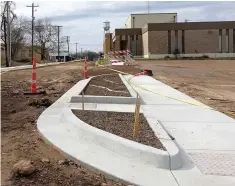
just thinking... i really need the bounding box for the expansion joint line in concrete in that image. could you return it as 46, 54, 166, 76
167, 149, 180, 186
157, 120, 180, 186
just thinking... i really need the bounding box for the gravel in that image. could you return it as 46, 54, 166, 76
72, 110, 166, 150
84, 74, 131, 97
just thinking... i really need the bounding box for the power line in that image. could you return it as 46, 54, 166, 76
26, 2, 39, 62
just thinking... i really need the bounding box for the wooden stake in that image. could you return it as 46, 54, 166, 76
82, 91, 84, 111
133, 94, 140, 138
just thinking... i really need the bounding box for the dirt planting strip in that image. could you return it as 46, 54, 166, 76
84, 74, 131, 97
72, 110, 166, 150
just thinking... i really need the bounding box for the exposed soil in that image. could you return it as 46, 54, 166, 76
72, 110, 166, 150
85, 74, 131, 97
138, 60, 235, 119
1, 62, 139, 186
2, 59, 234, 185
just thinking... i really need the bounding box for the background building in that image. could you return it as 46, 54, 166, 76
125, 13, 177, 28
104, 13, 235, 59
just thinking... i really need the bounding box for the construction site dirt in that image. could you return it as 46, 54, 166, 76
1, 62, 136, 186
138, 59, 235, 119
1, 60, 235, 185
72, 110, 166, 150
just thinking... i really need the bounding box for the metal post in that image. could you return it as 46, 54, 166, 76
75, 42, 78, 59
58, 27, 60, 60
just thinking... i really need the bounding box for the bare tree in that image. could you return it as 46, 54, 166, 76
1, 1, 17, 66
10, 16, 29, 60
34, 18, 58, 60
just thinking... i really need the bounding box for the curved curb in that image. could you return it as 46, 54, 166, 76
37, 107, 178, 186
37, 75, 182, 185
120, 74, 182, 170
145, 116, 182, 170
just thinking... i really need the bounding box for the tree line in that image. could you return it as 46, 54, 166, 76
1, 2, 102, 66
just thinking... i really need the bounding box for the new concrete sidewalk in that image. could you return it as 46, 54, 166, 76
37, 73, 235, 186
37, 77, 179, 186
124, 75, 235, 186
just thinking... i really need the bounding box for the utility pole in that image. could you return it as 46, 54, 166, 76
53, 25, 62, 61
81, 48, 83, 58
26, 2, 39, 63
74, 42, 78, 59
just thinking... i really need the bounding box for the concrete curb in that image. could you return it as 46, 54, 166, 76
145, 116, 182, 170
37, 107, 177, 186
37, 76, 182, 185
64, 108, 171, 169
70, 95, 141, 104
119, 74, 137, 97
0, 60, 79, 73
120, 74, 182, 170
38, 77, 173, 169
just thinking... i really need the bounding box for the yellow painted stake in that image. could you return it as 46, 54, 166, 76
133, 94, 140, 138
82, 91, 84, 111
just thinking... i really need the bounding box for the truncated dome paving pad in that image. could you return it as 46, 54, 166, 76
189, 153, 235, 176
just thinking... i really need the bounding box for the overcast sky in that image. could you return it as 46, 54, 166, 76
14, 1, 235, 53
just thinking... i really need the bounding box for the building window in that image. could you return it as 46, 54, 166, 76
175, 30, 178, 50
131, 35, 134, 41
182, 30, 185, 54
219, 29, 222, 53
132, 17, 135, 28
168, 30, 171, 54
226, 29, 229, 53
136, 35, 138, 40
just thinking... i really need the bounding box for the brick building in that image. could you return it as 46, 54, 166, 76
104, 13, 235, 59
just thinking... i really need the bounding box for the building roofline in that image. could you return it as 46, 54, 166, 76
124, 15, 131, 25
125, 12, 178, 25
130, 12, 177, 16
142, 21, 235, 34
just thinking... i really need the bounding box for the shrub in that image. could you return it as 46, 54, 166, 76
173, 49, 180, 59
164, 55, 171, 60
201, 55, 209, 59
